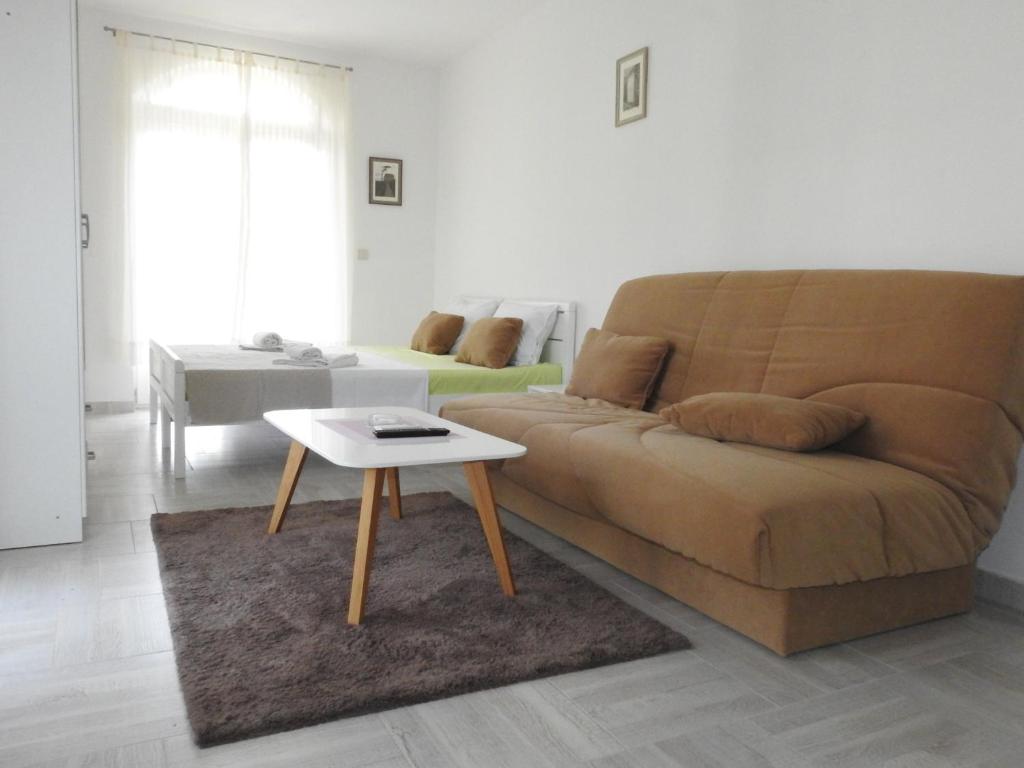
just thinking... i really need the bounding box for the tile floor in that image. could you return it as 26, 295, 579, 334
2, 410, 1024, 767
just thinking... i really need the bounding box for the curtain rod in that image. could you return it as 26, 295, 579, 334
102, 26, 354, 72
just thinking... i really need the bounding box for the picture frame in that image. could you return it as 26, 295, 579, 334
615, 47, 649, 127
368, 157, 403, 206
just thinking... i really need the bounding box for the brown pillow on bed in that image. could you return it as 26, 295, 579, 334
660, 392, 867, 451
454, 317, 524, 369
410, 311, 464, 354
565, 328, 669, 409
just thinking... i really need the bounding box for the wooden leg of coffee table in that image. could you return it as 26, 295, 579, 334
386, 466, 402, 520
348, 467, 386, 624
463, 461, 516, 597
267, 440, 309, 534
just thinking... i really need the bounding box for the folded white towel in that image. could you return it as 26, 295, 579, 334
272, 358, 327, 368
271, 352, 358, 369
328, 353, 359, 369
252, 331, 282, 349
285, 343, 323, 361
239, 343, 282, 351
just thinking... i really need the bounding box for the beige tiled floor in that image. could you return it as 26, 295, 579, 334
1, 409, 1023, 767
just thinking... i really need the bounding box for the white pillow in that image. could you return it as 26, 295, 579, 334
444, 297, 501, 353
494, 301, 560, 366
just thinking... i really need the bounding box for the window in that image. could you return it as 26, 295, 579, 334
119, 35, 349, 396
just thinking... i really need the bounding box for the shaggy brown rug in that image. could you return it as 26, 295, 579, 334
151, 491, 690, 746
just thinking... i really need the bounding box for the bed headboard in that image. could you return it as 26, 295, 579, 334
463, 297, 578, 382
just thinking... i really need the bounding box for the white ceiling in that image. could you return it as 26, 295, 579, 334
82, 0, 548, 64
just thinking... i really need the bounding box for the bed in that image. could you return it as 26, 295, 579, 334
149, 299, 576, 478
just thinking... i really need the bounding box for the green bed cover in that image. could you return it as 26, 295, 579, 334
355, 346, 562, 395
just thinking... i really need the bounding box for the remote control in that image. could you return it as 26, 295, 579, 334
372, 426, 451, 439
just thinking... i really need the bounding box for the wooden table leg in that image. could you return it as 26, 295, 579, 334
385, 467, 402, 520
348, 467, 386, 624
463, 461, 516, 596
267, 440, 309, 534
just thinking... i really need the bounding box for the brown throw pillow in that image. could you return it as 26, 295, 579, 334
454, 317, 524, 368
565, 328, 670, 409
410, 311, 464, 354
660, 392, 867, 451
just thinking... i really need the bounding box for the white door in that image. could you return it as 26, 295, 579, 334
0, 0, 86, 548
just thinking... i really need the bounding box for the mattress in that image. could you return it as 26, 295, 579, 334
171, 345, 428, 425
355, 346, 562, 395
167, 343, 559, 426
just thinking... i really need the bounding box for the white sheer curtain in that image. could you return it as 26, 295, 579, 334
117, 32, 349, 399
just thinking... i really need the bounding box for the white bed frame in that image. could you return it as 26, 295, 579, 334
150, 299, 577, 479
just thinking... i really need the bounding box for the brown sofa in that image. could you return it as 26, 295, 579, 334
441, 270, 1024, 655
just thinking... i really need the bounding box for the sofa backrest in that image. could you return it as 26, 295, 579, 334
602, 270, 1024, 544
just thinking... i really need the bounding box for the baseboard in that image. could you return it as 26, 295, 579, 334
85, 401, 136, 414
976, 568, 1024, 615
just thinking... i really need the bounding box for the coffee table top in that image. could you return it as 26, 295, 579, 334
264, 407, 526, 469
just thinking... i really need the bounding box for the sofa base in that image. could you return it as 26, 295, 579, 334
491, 472, 975, 656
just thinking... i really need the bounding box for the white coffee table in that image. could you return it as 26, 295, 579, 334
263, 407, 527, 624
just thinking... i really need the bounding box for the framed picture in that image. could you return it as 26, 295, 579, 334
368, 157, 403, 205
615, 47, 648, 127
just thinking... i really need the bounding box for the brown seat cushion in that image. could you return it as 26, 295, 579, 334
441, 393, 661, 519
442, 394, 975, 589
565, 328, 669, 409
660, 392, 866, 451
570, 420, 974, 589
410, 311, 464, 354
454, 317, 524, 368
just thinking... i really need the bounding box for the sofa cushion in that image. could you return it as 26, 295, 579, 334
567, 420, 974, 589
660, 392, 866, 451
410, 311, 464, 354
443, 396, 976, 590
441, 393, 659, 517
565, 328, 669, 409
442, 392, 652, 436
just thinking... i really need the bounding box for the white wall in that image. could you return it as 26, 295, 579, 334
78, 7, 438, 402
434, 0, 1024, 581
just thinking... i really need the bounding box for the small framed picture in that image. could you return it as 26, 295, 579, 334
615, 47, 649, 127
368, 157, 403, 206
